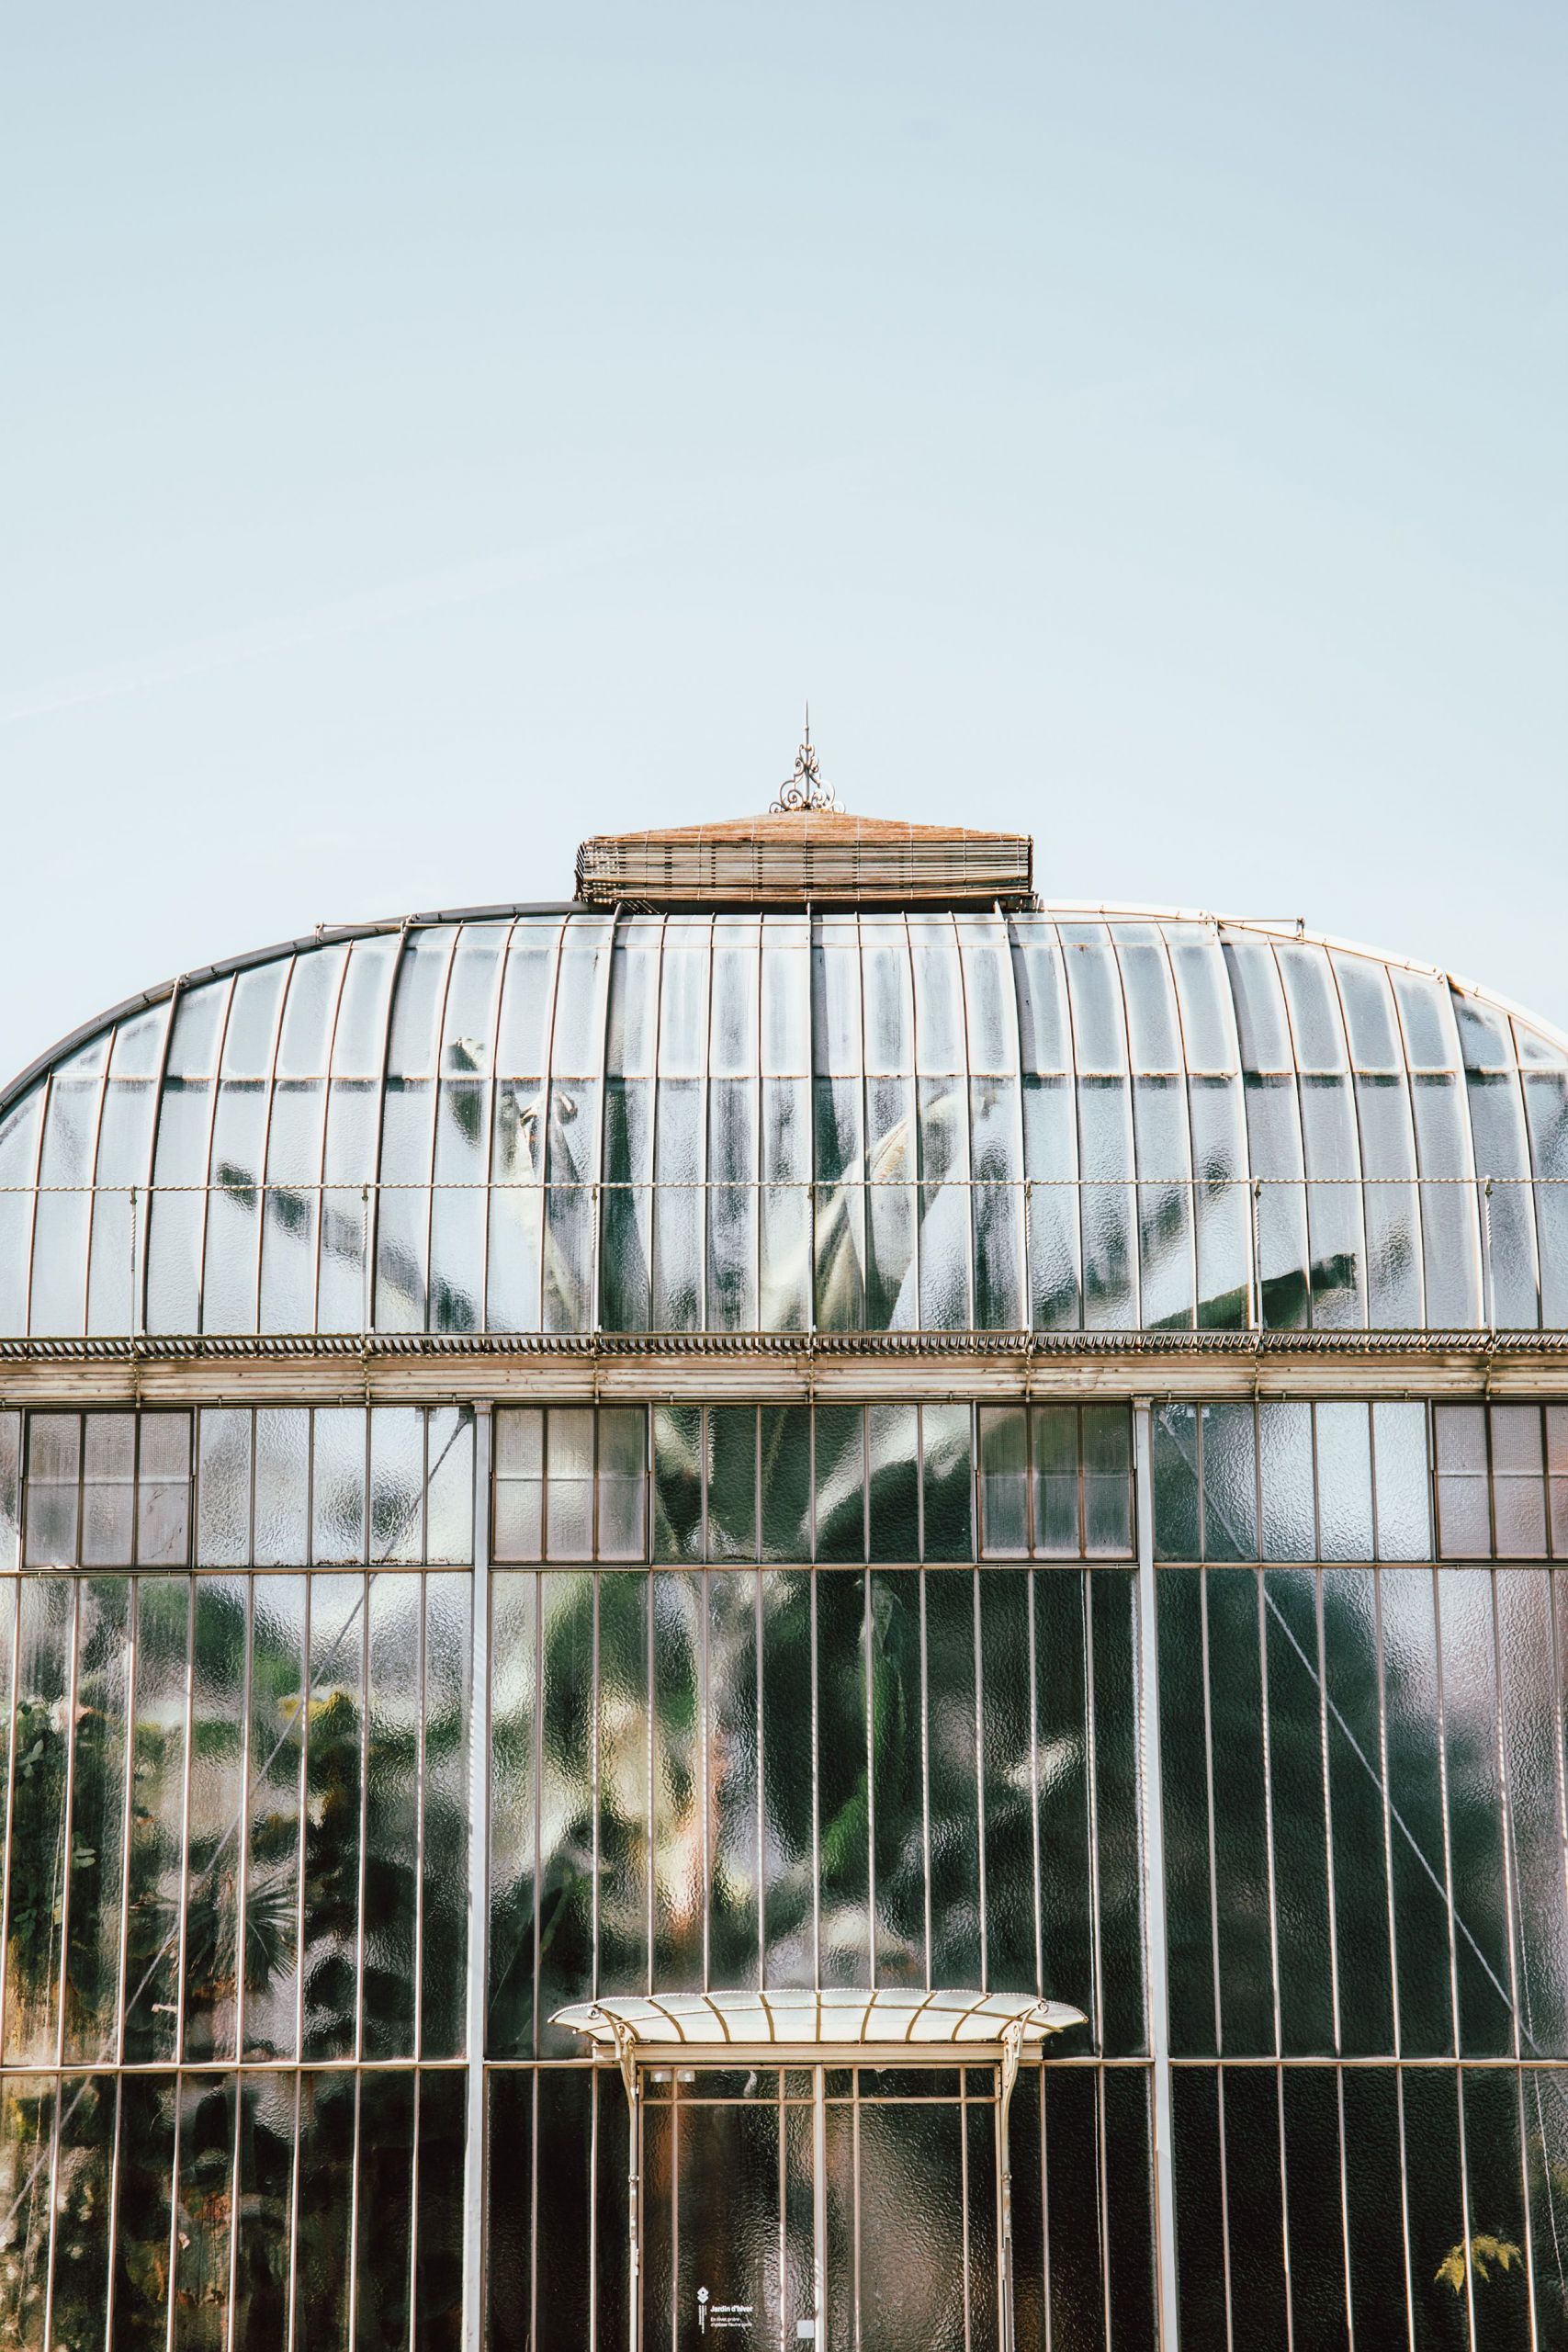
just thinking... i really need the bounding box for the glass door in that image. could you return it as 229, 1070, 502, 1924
638, 2064, 1001, 2352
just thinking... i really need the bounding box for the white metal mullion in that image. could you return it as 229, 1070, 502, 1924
1429, 1567, 1481, 2352
344, 2071, 365, 2350
352, 1538, 373, 2071
39, 1581, 83, 2352
0, 1568, 20, 2050
864, 1553, 876, 1986
52, 1577, 85, 2074
945, 910, 975, 1330
698, 912, 714, 1333
173, 1575, 198, 2067
137, 981, 183, 1337
536, 917, 571, 1335
478, 916, 521, 1338
77, 1045, 114, 1339
919, 1561, 933, 1989
407, 2068, 423, 2352
1052, 922, 1089, 1335
1495, 1554, 1543, 2350
1027, 1566, 1043, 1999
973, 1565, 988, 1994
361, 920, 412, 1332
163, 2076, 186, 2352
1134, 1401, 1180, 2349
420, 927, 463, 1336
244, 956, 291, 1337
412, 1553, 428, 2068
306, 942, 353, 1337
193, 978, 240, 1336
293, 1544, 313, 2070
223, 1574, 256, 2352
18, 1071, 51, 1340
1320, 951, 1376, 1335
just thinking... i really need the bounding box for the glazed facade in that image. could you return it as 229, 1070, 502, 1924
1, 896, 1567, 2351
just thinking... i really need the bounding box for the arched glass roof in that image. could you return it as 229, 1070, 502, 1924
2, 904, 1565, 1338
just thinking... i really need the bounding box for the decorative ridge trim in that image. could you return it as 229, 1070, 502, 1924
1, 1329, 1567, 1364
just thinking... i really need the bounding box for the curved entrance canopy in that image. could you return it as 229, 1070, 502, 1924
554, 1990, 1085, 2352
551, 1985, 1084, 2061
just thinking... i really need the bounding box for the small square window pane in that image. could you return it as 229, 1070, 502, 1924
1491, 1406, 1543, 1476
29, 1413, 80, 1485
547, 1477, 593, 1560
1551, 1478, 1568, 1560
139, 1415, 192, 1481
547, 1409, 594, 1482
138, 1483, 190, 1568
1434, 1406, 1486, 1476
84, 1415, 135, 1481
598, 1408, 646, 1482
1547, 1408, 1568, 1476
598, 1476, 646, 1561
493, 1479, 543, 1563
1494, 1477, 1547, 1559
1085, 1474, 1132, 1557
1082, 1407, 1132, 1480
83, 1482, 134, 1566
1437, 1476, 1491, 1557
25, 1483, 78, 1566
495, 1408, 543, 1479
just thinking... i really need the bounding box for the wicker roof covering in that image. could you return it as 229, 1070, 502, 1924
575, 810, 1034, 907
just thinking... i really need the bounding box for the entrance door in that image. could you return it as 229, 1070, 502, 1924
639, 2064, 1002, 2352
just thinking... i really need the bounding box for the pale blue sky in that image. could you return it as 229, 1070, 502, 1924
4, 1, 1564, 1080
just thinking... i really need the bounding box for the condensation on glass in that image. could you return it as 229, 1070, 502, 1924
4, 910, 1567, 1340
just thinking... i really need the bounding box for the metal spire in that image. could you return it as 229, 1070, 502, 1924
769, 704, 840, 813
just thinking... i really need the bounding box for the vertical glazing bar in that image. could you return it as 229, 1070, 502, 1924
998, 2022, 1024, 2352
463, 1403, 492, 2352
1134, 1400, 1180, 2348
365, 921, 411, 1332
812, 2064, 828, 2346
973, 1565, 988, 1992
136, 986, 183, 1336
192, 977, 242, 1336
0, 1573, 18, 2052
919, 1566, 933, 1985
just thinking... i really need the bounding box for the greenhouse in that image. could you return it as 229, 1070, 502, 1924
2, 773, 1568, 2348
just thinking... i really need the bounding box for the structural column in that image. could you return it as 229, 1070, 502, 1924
1134, 1400, 1180, 2347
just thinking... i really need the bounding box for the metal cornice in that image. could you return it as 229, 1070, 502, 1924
0, 1328, 1566, 1363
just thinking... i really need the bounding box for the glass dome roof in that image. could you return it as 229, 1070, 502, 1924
2, 904, 1565, 1340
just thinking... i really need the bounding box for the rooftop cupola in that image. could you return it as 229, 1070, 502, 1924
574, 721, 1034, 910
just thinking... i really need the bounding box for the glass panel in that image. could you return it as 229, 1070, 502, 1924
1314, 1402, 1373, 1561
978, 1407, 1028, 1558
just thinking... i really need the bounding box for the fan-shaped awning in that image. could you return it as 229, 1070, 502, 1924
550, 1987, 1084, 2062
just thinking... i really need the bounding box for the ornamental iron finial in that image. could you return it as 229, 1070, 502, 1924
769, 705, 840, 813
